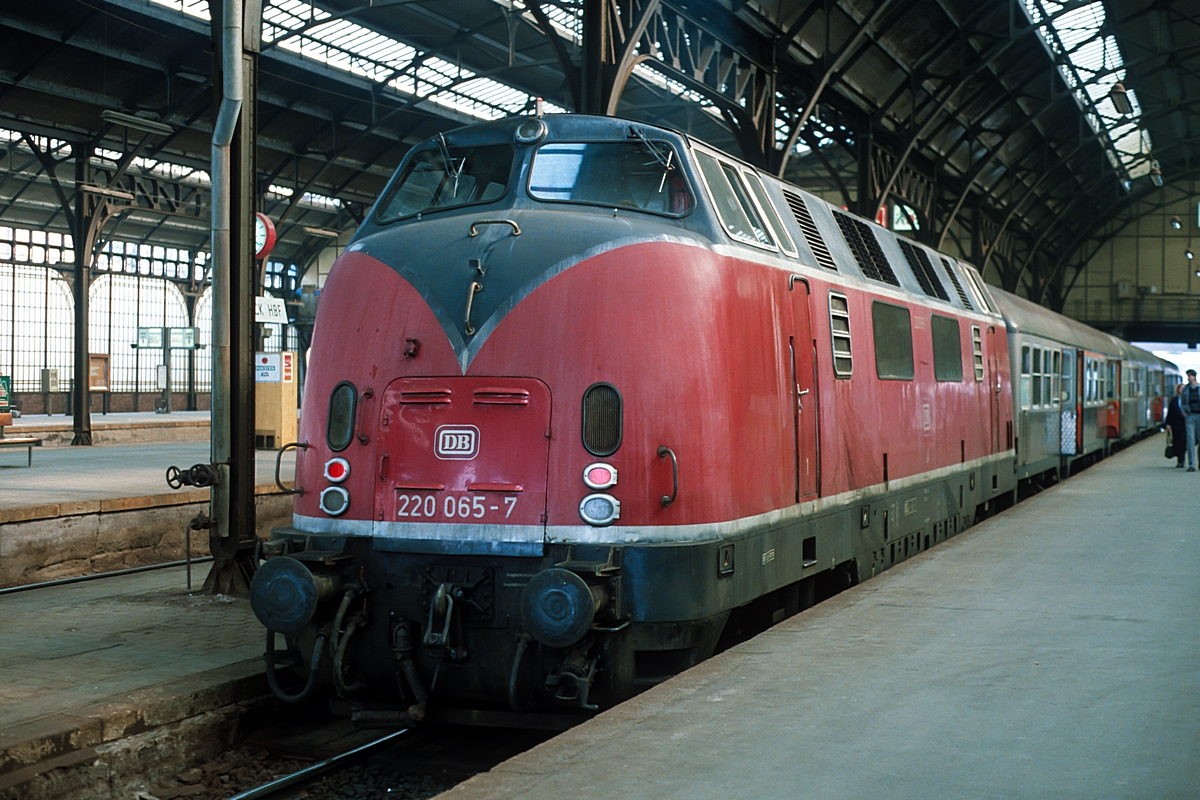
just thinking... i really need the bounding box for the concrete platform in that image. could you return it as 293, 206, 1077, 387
6, 411, 211, 447
0, 566, 266, 797
0, 442, 296, 587
440, 436, 1200, 800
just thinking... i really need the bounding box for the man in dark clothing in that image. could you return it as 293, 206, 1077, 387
1167, 383, 1187, 467
1182, 370, 1200, 471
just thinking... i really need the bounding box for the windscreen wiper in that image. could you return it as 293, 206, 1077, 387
629, 127, 674, 192
436, 132, 466, 197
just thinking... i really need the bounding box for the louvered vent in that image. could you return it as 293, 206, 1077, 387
940, 257, 973, 310
832, 211, 899, 286
782, 191, 838, 271
581, 383, 622, 457
897, 240, 949, 301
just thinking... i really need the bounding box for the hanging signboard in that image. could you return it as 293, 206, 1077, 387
136, 327, 164, 349
168, 327, 199, 349
255, 296, 288, 324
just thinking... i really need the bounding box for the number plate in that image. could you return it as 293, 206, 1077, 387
393, 491, 519, 521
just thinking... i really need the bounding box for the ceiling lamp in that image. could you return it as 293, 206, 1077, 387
1150, 165, 1164, 187
1172, 215, 1183, 230
100, 110, 173, 137
1187, 248, 1195, 260
1109, 82, 1133, 116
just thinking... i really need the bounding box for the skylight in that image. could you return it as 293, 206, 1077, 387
147, 0, 565, 121
1023, 0, 1154, 182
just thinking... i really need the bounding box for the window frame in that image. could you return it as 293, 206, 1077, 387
740, 168, 798, 257
375, 143, 517, 224
930, 314, 963, 383
691, 146, 779, 252
871, 300, 915, 381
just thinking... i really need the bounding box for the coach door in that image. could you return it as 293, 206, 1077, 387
789, 277, 820, 501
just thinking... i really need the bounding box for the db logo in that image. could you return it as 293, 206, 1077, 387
434, 425, 479, 460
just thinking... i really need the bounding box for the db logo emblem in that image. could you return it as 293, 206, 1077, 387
434, 425, 479, 460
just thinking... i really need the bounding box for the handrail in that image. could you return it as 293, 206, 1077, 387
464, 281, 483, 335
354, 388, 374, 444
275, 441, 308, 495
657, 446, 678, 507
468, 219, 521, 237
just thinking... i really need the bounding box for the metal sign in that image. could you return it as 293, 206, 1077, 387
136, 327, 164, 349
256, 352, 282, 383
168, 327, 198, 349
0, 375, 9, 412
255, 296, 288, 324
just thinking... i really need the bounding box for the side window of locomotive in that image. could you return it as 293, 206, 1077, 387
971, 325, 984, 381
829, 292, 852, 378
528, 141, 694, 216
1021, 346, 1032, 408
327, 382, 357, 452
931, 315, 962, 382
741, 170, 798, 256
376, 144, 514, 222
694, 151, 775, 248
871, 301, 914, 381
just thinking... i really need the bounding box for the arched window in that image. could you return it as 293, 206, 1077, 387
0, 264, 74, 391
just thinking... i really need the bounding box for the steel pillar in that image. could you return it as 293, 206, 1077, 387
71, 149, 94, 445
204, 0, 261, 596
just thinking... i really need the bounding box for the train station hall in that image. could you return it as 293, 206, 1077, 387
1, 0, 1198, 798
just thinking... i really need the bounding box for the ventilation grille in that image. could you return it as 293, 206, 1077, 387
782, 191, 838, 271
832, 211, 899, 285
897, 240, 949, 301
941, 257, 973, 310
474, 387, 530, 405
581, 383, 622, 457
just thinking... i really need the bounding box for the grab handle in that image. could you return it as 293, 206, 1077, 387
275, 441, 308, 496
354, 388, 374, 444
464, 281, 483, 336
657, 446, 678, 507
468, 219, 521, 237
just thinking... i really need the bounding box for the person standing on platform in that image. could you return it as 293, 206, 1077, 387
1182, 370, 1200, 472
1167, 383, 1187, 468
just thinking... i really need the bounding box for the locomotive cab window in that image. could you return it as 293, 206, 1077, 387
376, 143, 514, 222
693, 150, 776, 248
327, 382, 357, 452
529, 141, 693, 216
872, 301, 914, 380
931, 315, 962, 382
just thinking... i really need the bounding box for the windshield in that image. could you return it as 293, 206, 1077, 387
376, 143, 513, 222
528, 141, 693, 216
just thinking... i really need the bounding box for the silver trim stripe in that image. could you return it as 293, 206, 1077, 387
291, 450, 1013, 548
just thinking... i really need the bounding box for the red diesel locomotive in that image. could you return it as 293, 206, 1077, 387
250, 113, 1169, 723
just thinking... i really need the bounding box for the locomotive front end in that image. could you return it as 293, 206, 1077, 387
250, 114, 725, 723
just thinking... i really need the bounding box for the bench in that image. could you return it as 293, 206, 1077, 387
0, 412, 40, 467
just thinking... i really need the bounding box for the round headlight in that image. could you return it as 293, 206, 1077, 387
324, 457, 350, 483
514, 118, 547, 144
583, 462, 617, 490
579, 493, 620, 526
319, 486, 350, 516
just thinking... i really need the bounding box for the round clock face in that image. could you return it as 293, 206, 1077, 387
254, 212, 276, 259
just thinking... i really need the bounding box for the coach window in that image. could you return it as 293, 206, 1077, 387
971, 326, 984, 381
1106, 361, 1117, 400
872, 302, 914, 380
829, 292, 853, 377
694, 151, 776, 248
1032, 348, 1044, 406
931, 315, 962, 382
1021, 346, 1032, 408
1051, 350, 1061, 407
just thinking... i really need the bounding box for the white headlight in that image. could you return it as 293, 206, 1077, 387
579, 493, 620, 526
320, 486, 350, 516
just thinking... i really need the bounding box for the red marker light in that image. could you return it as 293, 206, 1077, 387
324, 457, 350, 483
582, 462, 617, 490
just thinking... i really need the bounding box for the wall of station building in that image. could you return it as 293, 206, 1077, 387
1063, 195, 1200, 325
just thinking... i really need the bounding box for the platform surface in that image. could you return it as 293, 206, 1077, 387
0, 565, 262, 733
0, 441, 294, 509
441, 436, 1200, 800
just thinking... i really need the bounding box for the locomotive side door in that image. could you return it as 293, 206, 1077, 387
789, 277, 820, 501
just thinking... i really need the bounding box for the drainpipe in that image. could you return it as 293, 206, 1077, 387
211, 0, 242, 540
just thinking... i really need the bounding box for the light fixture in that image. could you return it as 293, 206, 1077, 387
100, 110, 173, 137
1187, 248, 1194, 260
78, 184, 134, 200
1121, 179, 1132, 192
1109, 82, 1133, 116
1150, 165, 1163, 187
1172, 215, 1183, 230
302, 226, 340, 238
